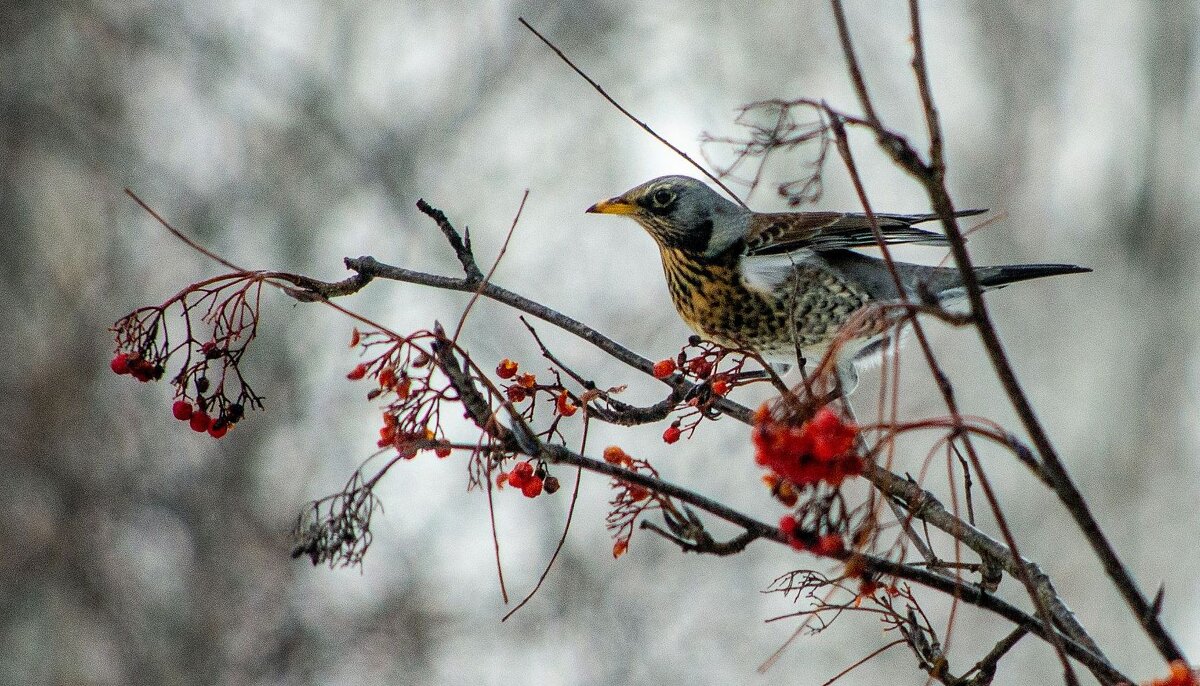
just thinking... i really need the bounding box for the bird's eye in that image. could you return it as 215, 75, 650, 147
651, 188, 676, 208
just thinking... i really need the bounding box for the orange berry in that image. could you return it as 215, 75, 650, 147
603, 446, 631, 466
521, 475, 543, 498
662, 425, 682, 444
347, 363, 368, 380
612, 540, 629, 559
517, 373, 537, 389
378, 367, 397, 388
651, 359, 676, 379
556, 392, 577, 417
710, 377, 731, 396
815, 534, 844, 557
496, 358, 519, 379
508, 461, 533, 488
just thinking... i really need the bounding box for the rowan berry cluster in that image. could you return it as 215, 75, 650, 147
752, 405, 862, 488
651, 337, 763, 444
602, 445, 662, 558
496, 460, 560, 498
494, 358, 577, 417
110, 275, 267, 440
344, 329, 456, 460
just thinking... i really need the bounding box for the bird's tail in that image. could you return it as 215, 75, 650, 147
975, 263, 1092, 289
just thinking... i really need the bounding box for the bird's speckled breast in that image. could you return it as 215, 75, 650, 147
658, 247, 877, 357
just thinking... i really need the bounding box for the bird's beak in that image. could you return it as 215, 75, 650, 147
586, 196, 638, 215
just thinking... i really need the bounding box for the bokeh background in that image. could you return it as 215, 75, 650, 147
2, 1, 1198, 684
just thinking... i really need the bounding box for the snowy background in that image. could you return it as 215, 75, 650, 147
2, 1, 1198, 684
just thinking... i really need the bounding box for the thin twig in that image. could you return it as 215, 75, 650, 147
517, 17, 748, 209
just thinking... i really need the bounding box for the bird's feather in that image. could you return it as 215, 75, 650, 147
742, 209, 986, 257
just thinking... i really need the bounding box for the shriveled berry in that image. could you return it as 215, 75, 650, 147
542, 475, 560, 494
347, 363, 368, 380
171, 400, 194, 421
687, 357, 713, 378
603, 446, 632, 466
555, 392, 577, 417
506, 385, 527, 403
434, 445, 452, 458
496, 358, 519, 379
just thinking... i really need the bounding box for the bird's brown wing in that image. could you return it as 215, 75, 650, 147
743, 209, 985, 256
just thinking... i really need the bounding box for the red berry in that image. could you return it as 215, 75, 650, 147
508, 461, 533, 488
434, 445, 452, 458
687, 357, 713, 378
506, 385, 527, 403
189, 411, 212, 433
208, 423, 229, 439
347, 363, 368, 380
110, 353, 131, 375
778, 515, 797, 536
815, 534, 844, 557
662, 425, 682, 444
651, 359, 676, 379
496, 358, 519, 379
171, 400, 193, 421
521, 475, 544, 498
710, 377, 731, 396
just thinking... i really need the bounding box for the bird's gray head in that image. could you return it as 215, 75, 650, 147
586, 175, 748, 256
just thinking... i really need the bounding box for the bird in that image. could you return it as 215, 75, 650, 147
586, 174, 1090, 393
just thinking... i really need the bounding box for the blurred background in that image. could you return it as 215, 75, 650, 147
2, 1, 1197, 684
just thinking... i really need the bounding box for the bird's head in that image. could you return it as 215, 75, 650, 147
587, 175, 747, 256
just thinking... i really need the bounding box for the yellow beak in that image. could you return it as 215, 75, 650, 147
586, 196, 638, 215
